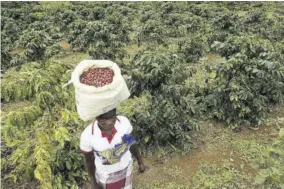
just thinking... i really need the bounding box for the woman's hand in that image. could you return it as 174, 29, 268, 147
130, 144, 147, 173
91, 178, 102, 189
92, 182, 102, 189
138, 162, 146, 173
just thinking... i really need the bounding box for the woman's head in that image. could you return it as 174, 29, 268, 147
96, 109, 117, 131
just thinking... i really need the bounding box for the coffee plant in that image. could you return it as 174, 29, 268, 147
1, 61, 87, 189
205, 36, 284, 127
124, 50, 201, 151
17, 29, 61, 62
135, 20, 167, 46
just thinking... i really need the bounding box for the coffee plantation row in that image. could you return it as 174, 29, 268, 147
1, 2, 284, 189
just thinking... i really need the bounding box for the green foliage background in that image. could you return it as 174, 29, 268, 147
1, 2, 284, 189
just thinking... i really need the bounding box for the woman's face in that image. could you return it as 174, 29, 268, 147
97, 113, 117, 131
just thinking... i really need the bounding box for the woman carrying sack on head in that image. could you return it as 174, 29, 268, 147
80, 108, 146, 189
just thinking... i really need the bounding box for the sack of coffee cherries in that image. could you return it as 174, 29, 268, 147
70, 60, 130, 121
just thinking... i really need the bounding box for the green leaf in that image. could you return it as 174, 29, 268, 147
252, 68, 259, 73
144, 135, 150, 143
255, 175, 266, 185
61, 111, 69, 124
209, 72, 216, 79
66, 162, 71, 170
57, 183, 63, 189
272, 167, 281, 175
190, 106, 195, 114
34, 168, 42, 181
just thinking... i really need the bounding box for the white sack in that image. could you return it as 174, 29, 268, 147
71, 60, 130, 121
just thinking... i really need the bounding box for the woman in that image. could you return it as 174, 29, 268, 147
80, 108, 146, 189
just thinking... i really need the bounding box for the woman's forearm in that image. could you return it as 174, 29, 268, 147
83, 152, 100, 189
86, 161, 97, 188
130, 144, 143, 164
